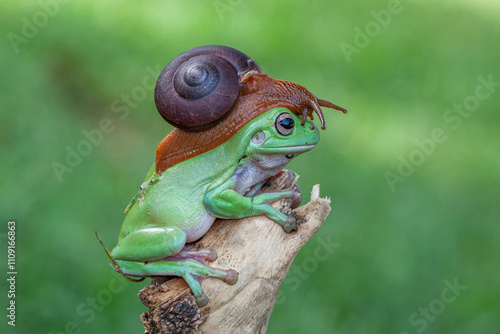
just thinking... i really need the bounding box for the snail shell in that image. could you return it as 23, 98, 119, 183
155, 45, 263, 131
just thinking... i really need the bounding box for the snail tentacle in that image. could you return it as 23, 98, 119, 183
308, 98, 326, 130
317, 98, 348, 114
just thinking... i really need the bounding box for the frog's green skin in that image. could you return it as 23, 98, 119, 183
111, 107, 319, 306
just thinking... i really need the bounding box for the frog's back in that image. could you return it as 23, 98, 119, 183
118, 146, 241, 241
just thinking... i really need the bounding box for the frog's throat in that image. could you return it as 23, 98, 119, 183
156, 73, 345, 173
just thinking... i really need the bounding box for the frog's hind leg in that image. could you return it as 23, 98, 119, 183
108, 226, 238, 306
112, 227, 187, 262
116, 258, 238, 306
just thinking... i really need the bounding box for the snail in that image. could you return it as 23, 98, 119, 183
154, 45, 347, 173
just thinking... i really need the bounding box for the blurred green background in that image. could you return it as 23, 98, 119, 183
1, 0, 499, 333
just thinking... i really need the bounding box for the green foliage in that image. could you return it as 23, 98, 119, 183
1, 0, 499, 333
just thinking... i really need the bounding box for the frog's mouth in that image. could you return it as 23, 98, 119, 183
263, 144, 316, 158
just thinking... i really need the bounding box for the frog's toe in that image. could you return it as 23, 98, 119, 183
278, 170, 302, 208
195, 293, 209, 307
206, 250, 218, 262
175, 247, 218, 263
282, 216, 298, 233
224, 269, 238, 285
290, 184, 302, 209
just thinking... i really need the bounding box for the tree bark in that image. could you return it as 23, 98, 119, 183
139, 172, 332, 333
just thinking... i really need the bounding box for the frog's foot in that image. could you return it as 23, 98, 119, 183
285, 181, 302, 209
244, 170, 296, 197
244, 180, 268, 197
245, 170, 302, 209
262, 169, 302, 209
117, 259, 238, 307
282, 215, 298, 233
276, 170, 302, 209
166, 245, 218, 263
177, 260, 238, 306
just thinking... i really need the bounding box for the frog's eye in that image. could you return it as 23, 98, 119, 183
275, 112, 295, 136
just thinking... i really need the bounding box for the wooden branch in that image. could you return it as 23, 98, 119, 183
139, 172, 332, 333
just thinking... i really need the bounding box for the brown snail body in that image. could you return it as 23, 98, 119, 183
154, 45, 347, 173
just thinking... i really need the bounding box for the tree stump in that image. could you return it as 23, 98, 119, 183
139, 172, 332, 333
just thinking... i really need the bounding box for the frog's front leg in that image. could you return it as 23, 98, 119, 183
111, 227, 237, 306
245, 169, 302, 209
205, 178, 299, 232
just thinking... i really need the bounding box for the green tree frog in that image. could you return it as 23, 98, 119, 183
104, 45, 346, 306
